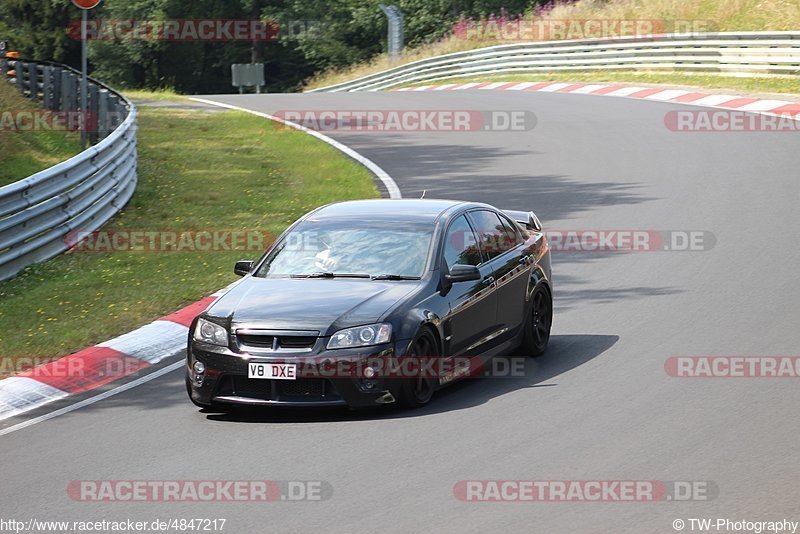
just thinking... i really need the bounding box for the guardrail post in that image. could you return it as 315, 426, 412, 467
42, 66, 52, 109
98, 89, 109, 140
66, 72, 78, 113
88, 83, 99, 145
109, 96, 124, 131
27, 62, 37, 100
15, 61, 24, 94
60, 70, 71, 112
52, 67, 62, 111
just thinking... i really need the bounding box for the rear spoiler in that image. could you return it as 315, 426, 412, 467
502, 209, 543, 232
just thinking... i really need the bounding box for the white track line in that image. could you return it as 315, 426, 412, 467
190, 97, 402, 199
0, 361, 184, 437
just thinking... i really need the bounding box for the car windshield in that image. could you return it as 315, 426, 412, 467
255, 218, 434, 279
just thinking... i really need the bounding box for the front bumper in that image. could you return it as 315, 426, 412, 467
187, 339, 410, 409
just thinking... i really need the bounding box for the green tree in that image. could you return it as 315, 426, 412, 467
2, 0, 544, 93
1, 0, 82, 65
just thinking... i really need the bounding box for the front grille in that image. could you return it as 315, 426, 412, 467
278, 336, 316, 349
236, 333, 317, 351
279, 379, 324, 398
220, 376, 340, 402
231, 376, 273, 397
237, 334, 275, 348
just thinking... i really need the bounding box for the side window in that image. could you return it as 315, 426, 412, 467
469, 210, 518, 260
443, 215, 482, 269
497, 214, 523, 250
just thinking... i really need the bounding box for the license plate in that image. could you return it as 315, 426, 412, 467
248, 362, 297, 380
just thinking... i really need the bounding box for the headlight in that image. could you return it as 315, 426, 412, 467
327, 323, 392, 349
193, 318, 228, 347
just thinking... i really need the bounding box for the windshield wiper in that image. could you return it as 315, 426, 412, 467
291, 272, 371, 279
371, 274, 422, 281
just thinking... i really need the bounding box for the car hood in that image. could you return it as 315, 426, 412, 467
206, 277, 419, 335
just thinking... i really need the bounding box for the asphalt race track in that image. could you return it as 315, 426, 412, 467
2, 90, 799, 533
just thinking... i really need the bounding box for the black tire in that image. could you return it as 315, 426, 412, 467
523, 285, 552, 357
398, 329, 439, 408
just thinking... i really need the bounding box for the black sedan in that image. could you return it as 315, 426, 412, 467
186, 199, 552, 410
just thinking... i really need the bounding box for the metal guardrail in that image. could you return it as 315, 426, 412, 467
309, 32, 800, 92
0, 59, 137, 281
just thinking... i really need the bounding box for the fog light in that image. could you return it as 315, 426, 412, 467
364, 366, 376, 379
363, 380, 375, 389
193, 361, 205, 374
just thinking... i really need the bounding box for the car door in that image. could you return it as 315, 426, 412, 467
440, 213, 499, 358
490, 212, 530, 339
466, 210, 529, 344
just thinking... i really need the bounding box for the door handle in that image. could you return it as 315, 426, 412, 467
482, 275, 495, 286
519, 255, 531, 265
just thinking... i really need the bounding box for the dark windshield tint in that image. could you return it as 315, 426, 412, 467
255, 218, 434, 278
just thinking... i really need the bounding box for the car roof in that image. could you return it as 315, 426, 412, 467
308, 199, 476, 223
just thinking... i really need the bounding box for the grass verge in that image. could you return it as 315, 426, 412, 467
0, 81, 82, 187
123, 89, 187, 102
0, 97, 378, 377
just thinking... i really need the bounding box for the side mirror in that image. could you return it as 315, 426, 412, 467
445, 264, 481, 284
234, 260, 254, 277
